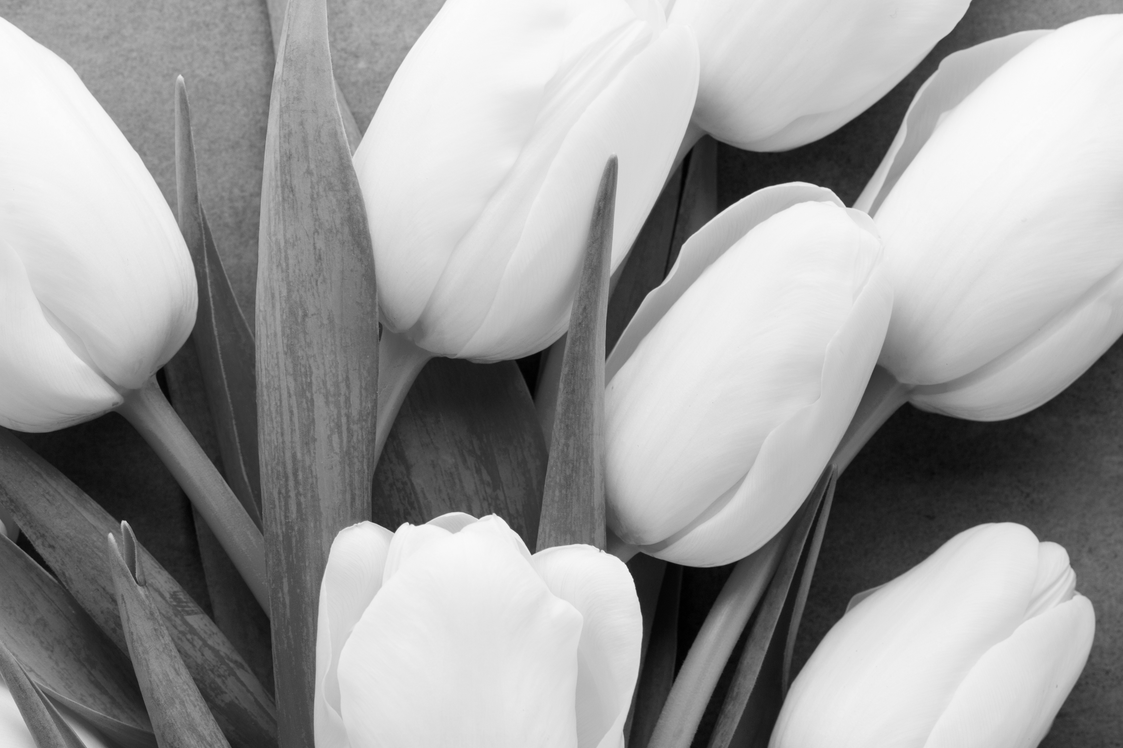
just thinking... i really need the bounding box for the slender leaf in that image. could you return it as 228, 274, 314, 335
256, 0, 379, 744
173, 76, 261, 526
665, 135, 718, 273
0, 535, 155, 748
707, 468, 838, 748
536, 157, 617, 552
373, 357, 545, 548
0, 639, 85, 748
628, 563, 682, 748
0, 429, 277, 748
108, 524, 231, 748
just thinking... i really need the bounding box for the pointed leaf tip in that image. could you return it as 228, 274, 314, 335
537, 156, 617, 552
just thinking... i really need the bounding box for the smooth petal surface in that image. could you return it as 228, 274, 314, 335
606, 201, 886, 564
0, 238, 121, 431
0, 683, 109, 748
336, 520, 583, 748
875, 17, 1123, 393
0, 19, 196, 391
771, 524, 1043, 748
532, 546, 641, 748
314, 522, 393, 748
669, 0, 969, 150
356, 0, 696, 359
924, 595, 1094, 748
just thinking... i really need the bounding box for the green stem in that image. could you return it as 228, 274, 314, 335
374, 329, 433, 465
117, 377, 268, 613
646, 528, 789, 748
831, 365, 910, 474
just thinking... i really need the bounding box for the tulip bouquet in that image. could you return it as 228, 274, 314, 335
0, 0, 1119, 747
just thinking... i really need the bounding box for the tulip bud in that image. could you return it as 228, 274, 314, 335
666, 0, 969, 151
604, 185, 892, 566
772, 523, 1095, 748
865, 16, 1123, 420
314, 513, 641, 748
0, 19, 197, 432
354, 0, 699, 361
0, 681, 108, 748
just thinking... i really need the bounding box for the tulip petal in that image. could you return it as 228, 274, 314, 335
876, 18, 1123, 388
772, 524, 1041, 748
425, 512, 479, 534
671, 0, 969, 150
1025, 542, 1076, 621
314, 522, 394, 748
854, 30, 1048, 213
453, 21, 700, 360
0, 238, 121, 431
0, 19, 196, 391
337, 524, 583, 748
606, 183, 842, 382
380, 523, 454, 585
924, 595, 1094, 748
531, 546, 641, 748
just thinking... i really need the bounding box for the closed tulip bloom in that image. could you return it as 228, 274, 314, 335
865, 16, 1123, 420
605, 185, 892, 566
772, 524, 1095, 748
666, 0, 969, 151
0, 19, 196, 432
314, 514, 641, 748
355, 0, 699, 361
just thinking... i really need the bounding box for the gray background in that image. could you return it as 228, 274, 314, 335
1, 0, 1120, 744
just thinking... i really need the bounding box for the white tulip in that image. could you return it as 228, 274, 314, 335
354, 0, 698, 361
666, 0, 970, 151
864, 15, 1123, 420
605, 185, 891, 566
0, 18, 196, 432
314, 514, 641, 748
772, 523, 1095, 748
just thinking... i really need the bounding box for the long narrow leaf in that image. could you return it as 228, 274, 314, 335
628, 563, 682, 748
174, 76, 261, 526
665, 136, 718, 273
256, 0, 379, 744
0, 429, 277, 748
0, 535, 155, 748
536, 157, 617, 552
108, 523, 231, 748
706, 468, 838, 748
0, 639, 85, 748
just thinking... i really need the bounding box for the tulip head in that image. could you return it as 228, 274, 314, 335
865, 16, 1123, 420
0, 19, 196, 432
355, 0, 699, 361
666, 0, 969, 151
314, 514, 641, 748
604, 185, 892, 566
772, 523, 1095, 748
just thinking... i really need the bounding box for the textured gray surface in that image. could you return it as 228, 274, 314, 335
1, 0, 1120, 744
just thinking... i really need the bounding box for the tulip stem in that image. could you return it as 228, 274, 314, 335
831, 365, 910, 474
118, 376, 268, 613
374, 328, 433, 465
646, 528, 789, 748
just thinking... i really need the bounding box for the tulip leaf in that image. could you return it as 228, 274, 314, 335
0, 638, 86, 748
628, 563, 682, 748
0, 429, 278, 748
0, 534, 156, 748
256, 0, 379, 744
706, 467, 838, 748
108, 523, 231, 748
373, 357, 546, 549
664, 135, 718, 273
173, 76, 262, 527
535, 157, 617, 552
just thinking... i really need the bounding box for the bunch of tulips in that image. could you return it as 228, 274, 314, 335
0, 0, 1118, 746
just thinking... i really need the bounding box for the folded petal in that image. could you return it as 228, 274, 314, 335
0, 237, 121, 432
924, 595, 1094, 748
532, 546, 641, 748
315, 522, 394, 748
337, 525, 583, 748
